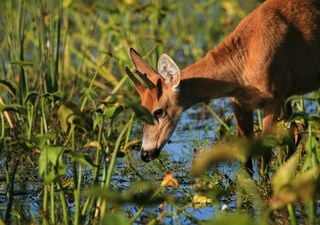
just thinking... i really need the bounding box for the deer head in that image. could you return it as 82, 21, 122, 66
126, 48, 183, 162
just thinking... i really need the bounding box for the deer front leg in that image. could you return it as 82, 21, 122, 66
260, 103, 281, 172
232, 102, 254, 173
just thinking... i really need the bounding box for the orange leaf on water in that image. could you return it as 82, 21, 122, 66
161, 171, 179, 188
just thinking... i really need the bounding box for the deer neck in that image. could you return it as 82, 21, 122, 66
178, 38, 246, 110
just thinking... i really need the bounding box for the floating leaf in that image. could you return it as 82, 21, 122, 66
192, 194, 212, 209
161, 171, 179, 188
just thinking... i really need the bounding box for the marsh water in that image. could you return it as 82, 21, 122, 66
0, 99, 237, 223
0, 98, 318, 223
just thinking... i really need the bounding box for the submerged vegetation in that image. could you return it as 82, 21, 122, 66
0, 0, 319, 224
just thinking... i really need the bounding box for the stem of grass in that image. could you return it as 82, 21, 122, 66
206, 104, 230, 131
57, 182, 70, 225
306, 200, 316, 225
99, 117, 133, 219
80, 70, 99, 112
129, 206, 145, 224
74, 165, 82, 225
105, 118, 132, 187
50, 183, 55, 224
287, 203, 297, 225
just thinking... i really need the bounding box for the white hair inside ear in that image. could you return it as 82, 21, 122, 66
157, 54, 181, 89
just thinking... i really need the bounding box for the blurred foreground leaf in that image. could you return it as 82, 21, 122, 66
202, 213, 256, 225
303, 135, 319, 170
272, 153, 300, 195
191, 143, 246, 177
271, 153, 320, 209
84, 181, 167, 206
236, 169, 264, 211
126, 102, 154, 124
101, 211, 128, 225
83, 187, 124, 205
123, 181, 166, 205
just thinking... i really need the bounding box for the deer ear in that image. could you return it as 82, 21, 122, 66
129, 48, 156, 77
157, 54, 180, 89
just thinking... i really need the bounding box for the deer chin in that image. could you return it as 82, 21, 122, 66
140, 147, 161, 162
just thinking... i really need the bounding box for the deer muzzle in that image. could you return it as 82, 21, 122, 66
140, 148, 161, 162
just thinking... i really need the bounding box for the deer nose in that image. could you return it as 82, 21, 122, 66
141, 150, 151, 162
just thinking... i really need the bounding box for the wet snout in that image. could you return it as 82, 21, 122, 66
140, 148, 160, 162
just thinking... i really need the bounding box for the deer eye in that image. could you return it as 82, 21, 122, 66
153, 108, 165, 119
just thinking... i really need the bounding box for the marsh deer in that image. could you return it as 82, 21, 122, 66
125, 0, 320, 168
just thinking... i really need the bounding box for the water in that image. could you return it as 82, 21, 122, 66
119, 99, 237, 223
0, 99, 234, 223
1, 97, 318, 223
